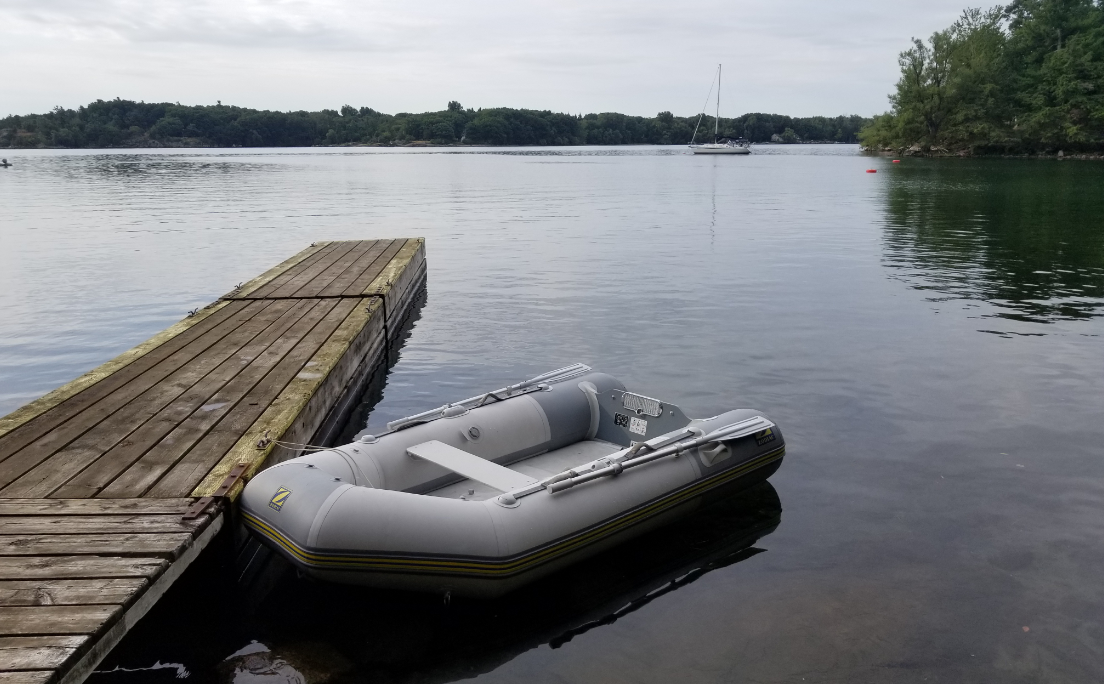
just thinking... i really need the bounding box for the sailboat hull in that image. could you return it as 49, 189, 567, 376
689, 145, 751, 155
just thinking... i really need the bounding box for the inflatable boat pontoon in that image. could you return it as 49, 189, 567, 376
241, 364, 785, 597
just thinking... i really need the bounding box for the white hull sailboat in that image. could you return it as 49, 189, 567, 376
689, 144, 750, 154
689, 64, 750, 155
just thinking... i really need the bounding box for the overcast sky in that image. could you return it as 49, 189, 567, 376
1, 0, 973, 118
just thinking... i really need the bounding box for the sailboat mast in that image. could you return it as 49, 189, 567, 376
715, 64, 721, 142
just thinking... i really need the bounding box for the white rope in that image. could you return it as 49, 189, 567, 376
269, 439, 379, 489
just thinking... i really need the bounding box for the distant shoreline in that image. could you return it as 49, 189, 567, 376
863, 146, 1104, 161
1, 140, 863, 151
1, 98, 870, 150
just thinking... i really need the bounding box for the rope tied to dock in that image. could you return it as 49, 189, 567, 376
256, 433, 378, 488
256, 431, 335, 453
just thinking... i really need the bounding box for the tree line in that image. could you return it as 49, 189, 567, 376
860, 0, 1104, 154
0, 98, 869, 148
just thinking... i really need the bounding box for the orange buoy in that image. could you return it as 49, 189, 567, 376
892, 159, 901, 163
866, 169, 877, 173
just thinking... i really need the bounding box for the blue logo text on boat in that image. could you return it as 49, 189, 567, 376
269, 487, 292, 511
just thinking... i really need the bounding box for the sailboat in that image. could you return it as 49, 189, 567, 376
689, 64, 750, 155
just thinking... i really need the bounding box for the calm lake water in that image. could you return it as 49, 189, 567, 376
2, 146, 1103, 683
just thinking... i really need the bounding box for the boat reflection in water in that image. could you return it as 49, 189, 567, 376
238, 481, 782, 683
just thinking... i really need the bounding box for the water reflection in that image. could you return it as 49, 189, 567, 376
25, 152, 273, 184
341, 286, 428, 445
880, 160, 1104, 323
12, 146, 1102, 681
252, 482, 780, 684
91, 482, 781, 683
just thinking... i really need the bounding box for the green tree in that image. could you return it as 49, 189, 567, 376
1006, 0, 1104, 147
431, 122, 455, 141
861, 2, 1104, 153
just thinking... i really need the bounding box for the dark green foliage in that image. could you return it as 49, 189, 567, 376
1, 98, 870, 148
861, 1, 1104, 153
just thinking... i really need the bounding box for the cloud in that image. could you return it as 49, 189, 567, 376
5, 0, 409, 50
0, 0, 971, 117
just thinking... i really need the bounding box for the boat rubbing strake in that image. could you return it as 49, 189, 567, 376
241, 364, 785, 597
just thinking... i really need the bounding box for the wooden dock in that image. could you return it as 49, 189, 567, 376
0, 238, 426, 684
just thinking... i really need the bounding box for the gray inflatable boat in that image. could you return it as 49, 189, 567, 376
240, 364, 785, 597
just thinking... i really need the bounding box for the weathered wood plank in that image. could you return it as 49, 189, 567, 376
237, 241, 341, 299
97, 299, 331, 498
253, 296, 388, 482
265, 241, 361, 299
42, 513, 224, 684
157, 298, 360, 497
0, 500, 193, 516
0, 301, 250, 461
0, 516, 207, 536
225, 242, 329, 299
0, 300, 266, 488
190, 297, 381, 497
387, 256, 428, 336
1, 301, 294, 498
0, 671, 53, 684
0, 636, 86, 672
292, 239, 379, 298
0, 606, 119, 637
244, 242, 343, 299
0, 534, 193, 559
0, 299, 231, 444
363, 239, 425, 305
0, 557, 166, 581
0, 580, 147, 607
386, 241, 426, 335
318, 240, 391, 297
52, 299, 314, 498
345, 239, 406, 297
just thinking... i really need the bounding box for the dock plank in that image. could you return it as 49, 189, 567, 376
52, 299, 315, 498
0, 557, 167, 581
0, 300, 232, 444
0, 606, 119, 637
268, 241, 362, 299
227, 242, 328, 300
98, 299, 338, 498
1, 301, 294, 498
0, 534, 193, 559
239, 242, 343, 299
0, 500, 192, 516
0, 580, 147, 607
345, 239, 406, 297
290, 240, 379, 298
190, 297, 382, 497
362, 238, 425, 302
0, 636, 87, 672
256, 242, 356, 299
0, 671, 53, 684
0, 301, 269, 489
0, 516, 207, 536
0, 301, 249, 464
150, 298, 358, 497
318, 240, 391, 297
